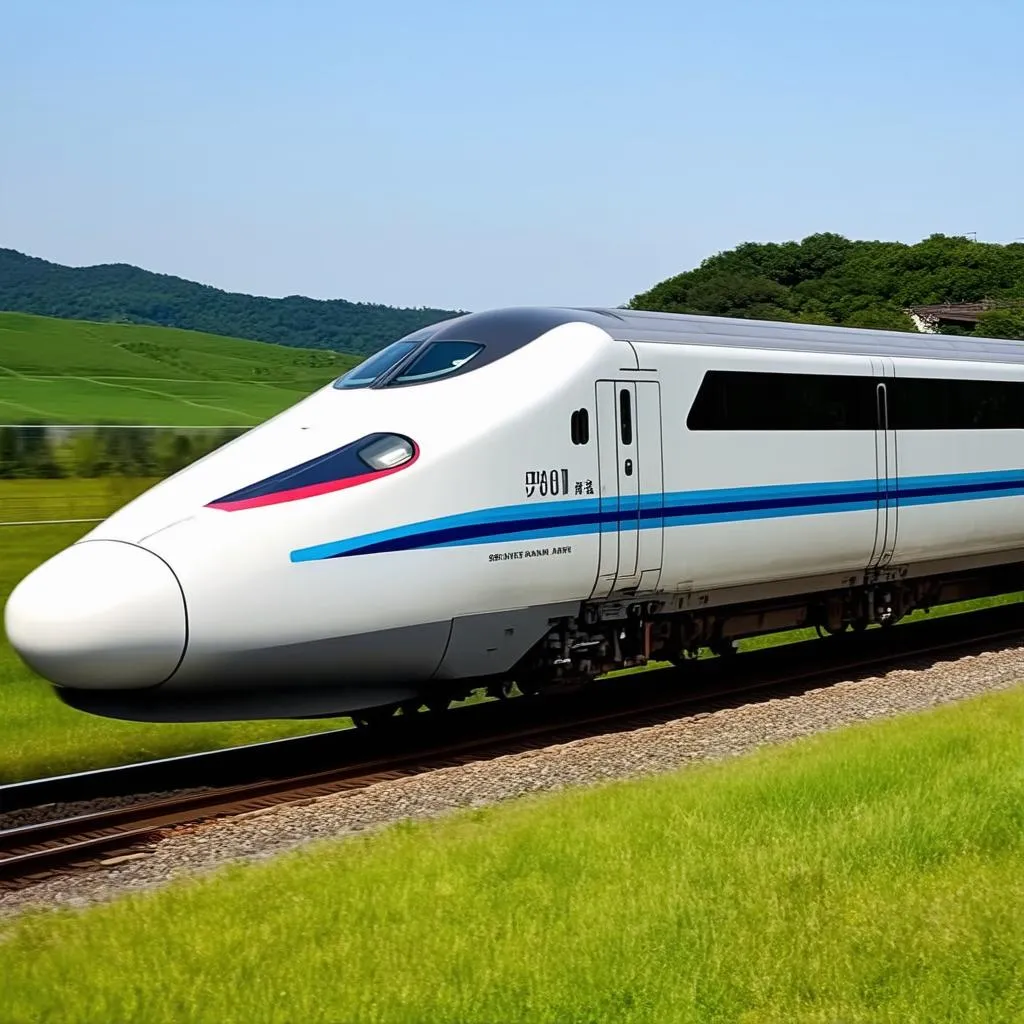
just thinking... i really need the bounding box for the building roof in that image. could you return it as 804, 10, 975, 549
908, 302, 995, 325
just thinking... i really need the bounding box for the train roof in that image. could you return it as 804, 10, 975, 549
410, 306, 1024, 375
567, 306, 1024, 366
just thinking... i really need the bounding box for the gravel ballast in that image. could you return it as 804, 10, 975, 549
3, 643, 1023, 919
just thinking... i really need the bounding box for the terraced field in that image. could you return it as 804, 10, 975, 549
0, 312, 359, 425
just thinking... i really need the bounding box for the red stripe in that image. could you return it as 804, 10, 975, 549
207, 449, 419, 512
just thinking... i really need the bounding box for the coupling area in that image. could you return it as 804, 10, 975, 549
4, 540, 187, 690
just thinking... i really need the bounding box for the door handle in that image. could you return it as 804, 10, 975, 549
624, 459, 633, 476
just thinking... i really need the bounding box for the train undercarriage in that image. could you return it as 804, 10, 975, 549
514, 561, 1024, 692
374, 560, 1024, 726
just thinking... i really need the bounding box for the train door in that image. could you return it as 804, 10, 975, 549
591, 380, 664, 599
869, 357, 899, 569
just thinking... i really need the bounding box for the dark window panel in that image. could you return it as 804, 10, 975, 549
889, 377, 1024, 429
620, 389, 633, 445
686, 370, 1024, 431
686, 371, 876, 431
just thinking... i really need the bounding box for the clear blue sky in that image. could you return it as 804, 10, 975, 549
2, 0, 1023, 312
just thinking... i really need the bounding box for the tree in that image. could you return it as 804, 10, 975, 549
0, 248, 462, 356
627, 234, 1024, 337
976, 308, 1024, 340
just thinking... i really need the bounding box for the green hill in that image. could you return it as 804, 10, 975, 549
8, 232, 1024, 429
629, 233, 1024, 337
0, 312, 360, 425
0, 248, 461, 357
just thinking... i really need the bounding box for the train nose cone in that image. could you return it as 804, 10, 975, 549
4, 540, 187, 690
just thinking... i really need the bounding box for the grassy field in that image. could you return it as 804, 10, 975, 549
0, 477, 160, 525
0, 518, 349, 784
0, 311, 355, 425
3, 684, 1022, 1022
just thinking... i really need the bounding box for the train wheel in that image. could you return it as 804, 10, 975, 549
670, 645, 701, 666
515, 679, 544, 697
487, 681, 518, 700
352, 706, 398, 728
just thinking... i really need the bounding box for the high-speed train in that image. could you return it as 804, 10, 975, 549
6, 307, 1024, 723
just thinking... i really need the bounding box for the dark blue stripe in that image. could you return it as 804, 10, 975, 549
320, 487, 885, 559
901, 477, 1024, 500
657, 487, 881, 521
291, 468, 1024, 562
341, 510, 610, 557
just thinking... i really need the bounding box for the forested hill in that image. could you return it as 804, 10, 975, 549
7, 234, 1024, 353
629, 233, 1024, 339
0, 248, 462, 356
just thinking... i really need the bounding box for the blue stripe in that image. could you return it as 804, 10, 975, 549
290, 469, 1024, 562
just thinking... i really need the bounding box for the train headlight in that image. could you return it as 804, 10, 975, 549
358, 435, 415, 470
207, 432, 419, 512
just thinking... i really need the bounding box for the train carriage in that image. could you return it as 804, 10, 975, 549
6, 307, 1024, 722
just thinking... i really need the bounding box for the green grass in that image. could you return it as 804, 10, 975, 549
3, 685, 1023, 1022
0, 477, 161, 524
0, 518, 349, 784
0, 311, 356, 425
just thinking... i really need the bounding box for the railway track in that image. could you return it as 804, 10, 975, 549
3, 603, 1022, 891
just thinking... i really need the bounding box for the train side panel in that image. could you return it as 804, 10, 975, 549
142, 323, 619, 688
888, 357, 1024, 565
636, 342, 882, 593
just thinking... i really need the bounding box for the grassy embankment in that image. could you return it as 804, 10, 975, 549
2, 684, 1023, 1021
0, 311, 355, 425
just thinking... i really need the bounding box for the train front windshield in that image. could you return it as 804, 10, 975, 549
333, 340, 420, 390
332, 338, 483, 390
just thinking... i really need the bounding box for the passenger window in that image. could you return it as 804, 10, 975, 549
619, 389, 633, 445
888, 377, 1024, 429
686, 370, 1024, 431
570, 408, 590, 445
390, 341, 483, 384
686, 371, 876, 430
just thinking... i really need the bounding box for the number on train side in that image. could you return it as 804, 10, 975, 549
524, 469, 593, 498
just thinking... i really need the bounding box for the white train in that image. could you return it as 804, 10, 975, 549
6, 307, 1024, 722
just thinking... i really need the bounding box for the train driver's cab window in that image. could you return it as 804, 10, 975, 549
333, 340, 420, 390
389, 341, 483, 385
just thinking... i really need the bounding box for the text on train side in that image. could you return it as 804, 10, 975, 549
524, 469, 593, 498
